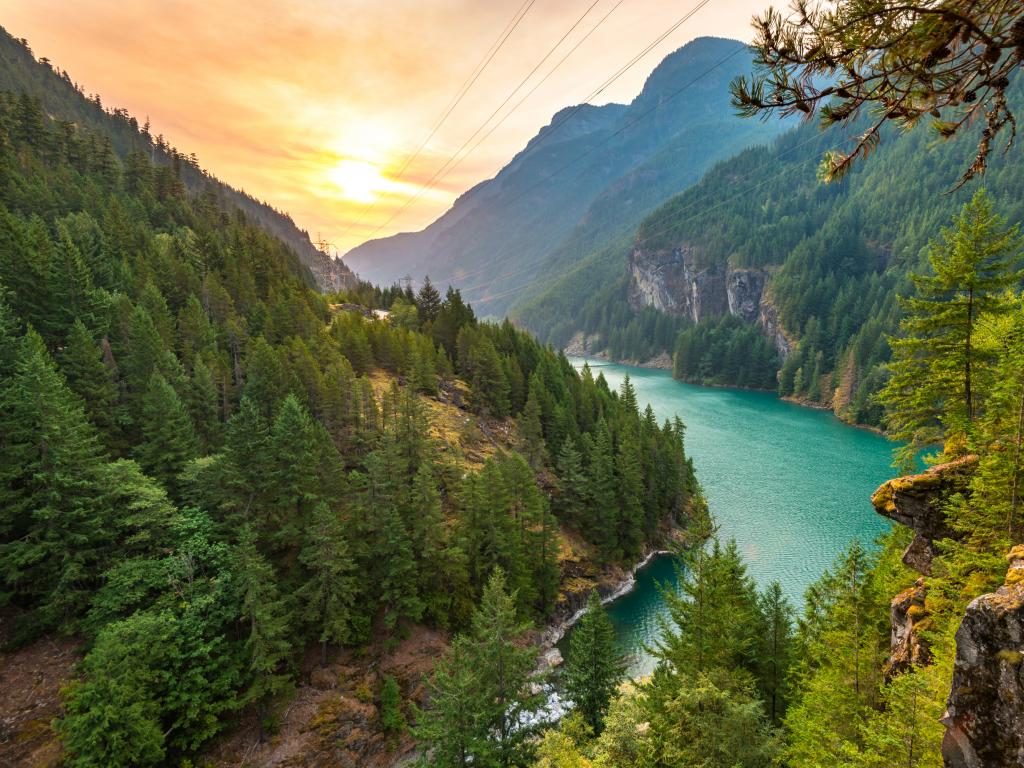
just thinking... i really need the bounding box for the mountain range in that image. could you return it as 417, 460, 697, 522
347, 33, 1024, 429
0, 27, 356, 292
343, 37, 789, 316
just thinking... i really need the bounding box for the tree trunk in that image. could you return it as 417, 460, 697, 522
965, 288, 974, 423
1009, 382, 1024, 541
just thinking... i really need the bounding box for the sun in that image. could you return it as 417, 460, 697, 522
327, 159, 387, 203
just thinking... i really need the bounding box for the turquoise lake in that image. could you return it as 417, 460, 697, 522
566, 358, 896, 676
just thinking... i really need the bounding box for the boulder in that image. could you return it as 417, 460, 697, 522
941, 546, 1024, 767
871, 455, 978, 573
310, 667, 338, 690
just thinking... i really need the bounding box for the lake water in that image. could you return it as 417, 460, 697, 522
566, 358, 895, 676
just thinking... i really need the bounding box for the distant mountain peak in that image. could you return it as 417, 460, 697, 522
344, 36, 783, 313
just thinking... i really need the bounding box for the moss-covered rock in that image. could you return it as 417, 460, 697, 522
886, 578, 931, 679
871, 455, 978, 574
941, 547, 1024, 768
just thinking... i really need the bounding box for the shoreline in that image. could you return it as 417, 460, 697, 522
538, 546, 672, 660
569, 349, 887, 435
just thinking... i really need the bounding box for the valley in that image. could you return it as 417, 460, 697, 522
2, 2, 1024, 767
564, 359, 893, 676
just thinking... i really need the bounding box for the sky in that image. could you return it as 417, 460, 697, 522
4, 0, 769, 254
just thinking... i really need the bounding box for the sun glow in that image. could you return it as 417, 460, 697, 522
327, 159, 389, 203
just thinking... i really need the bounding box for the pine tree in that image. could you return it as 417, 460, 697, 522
134, 373, 198, 495
410, 464, 471, 629
646, 673, 780, 768
432, 286, 475, 357
50, 224, 104, 337
0, 286, 21, 380
471, 568, 542, 767
235, 528, 292, 742
417, 568, 540, 767
464, 333, 510, 418
881, 189, 1023, 468
563, 590, 625, 734
784, 540, 886, 765
122, 305, 182, 406
964, 304, 1024, 543
0, 331, 106, 633
59, 320, 121, 443
377, 506, 425, 631
650, 540, 760, 695
586, 421, 619, 560
380, 675, 406, 735
755, 581, 794, 723
416, 276, 442, 326
615, 426, 645, 558
518, 387, 547, 470
138, 282, 175, 348
619, 375, 638, 414
414, 636, 491, 767
220, 396, 275, 526
188, 355, 221, 451
855, 668, 944, 768
555, 437, 587, 528
298, 503, 359, 665
497, 453, 558, 615
266, 395, 320, 549
177, 295, 215, 363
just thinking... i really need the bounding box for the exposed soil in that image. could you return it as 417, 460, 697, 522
203, 627, 448, 768
0, 628, 80, 768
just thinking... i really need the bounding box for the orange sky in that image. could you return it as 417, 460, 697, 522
5, 0, 770, 254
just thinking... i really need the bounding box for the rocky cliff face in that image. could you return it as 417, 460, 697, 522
628, 245, 790, 356
726, 269, 765, 323
942, 546, 1024, 768
309, 252, 358, 293
627, 245, 727, 322
871, 457, 1024, 767
886, 578, 931, 678
756, 287, 792, 358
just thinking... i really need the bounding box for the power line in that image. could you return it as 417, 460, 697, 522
361, 0, 716, 243
407, 0, 632, 213
449, 41, 746, 287
341, 0, 537, 238
361, 0, 613, 241
471, 125, 843, 306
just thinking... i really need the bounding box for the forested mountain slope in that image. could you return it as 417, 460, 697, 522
0, 76, 700, 766
343, 37, 788, 316
0, 27, 356, 292
521, 189, 1024, 768
518, 85, 1024, 425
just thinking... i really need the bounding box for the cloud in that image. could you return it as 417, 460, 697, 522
5, 0, 766, 252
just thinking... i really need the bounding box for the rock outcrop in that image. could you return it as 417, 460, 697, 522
757, 288, 792, 358
628, 245, 728, 322
941, 546, 1024, 768
871, 455, 978, 574
726, 269, 765, 323
628, 244, 790, 357
886, 578, 931, 678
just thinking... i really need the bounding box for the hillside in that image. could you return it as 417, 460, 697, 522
0, 26, 356, 292
0, 78, 700, 766
517, 83, 1024, 424
343, 37, 788, 316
